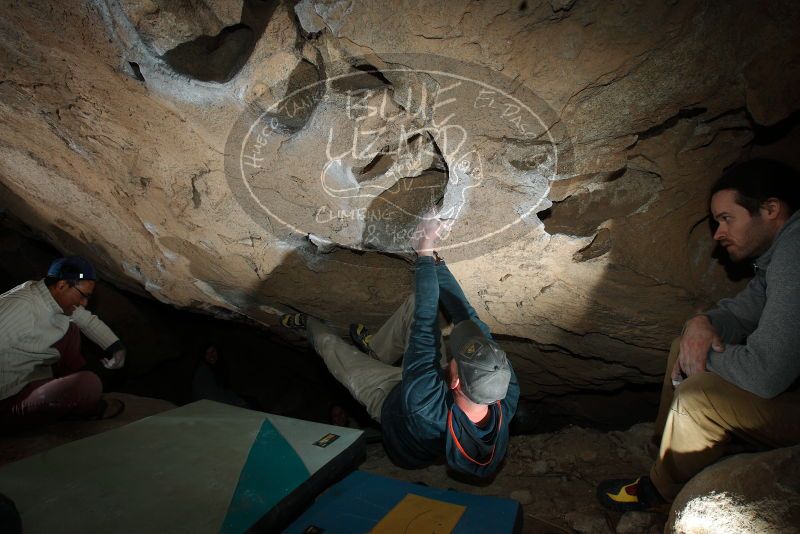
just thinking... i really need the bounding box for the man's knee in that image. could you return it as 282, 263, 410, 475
306, 317, 337, 351
69, 371, 103, 404
19, 371, 102, 419
672, 371, 727, 415
397, 293, 416, 322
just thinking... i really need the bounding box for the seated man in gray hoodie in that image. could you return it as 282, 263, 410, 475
598, 159, 800, 511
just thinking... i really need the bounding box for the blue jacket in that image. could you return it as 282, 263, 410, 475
380, 256, 520, 477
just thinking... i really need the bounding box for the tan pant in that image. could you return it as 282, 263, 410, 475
369, 294, 449, 366
306, 295, 448, 422
649, 338, 800, 500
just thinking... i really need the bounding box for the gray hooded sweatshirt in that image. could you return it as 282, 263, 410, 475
706, 210, 800, 398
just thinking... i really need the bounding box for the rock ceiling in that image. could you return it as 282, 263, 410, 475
1, 0, 799, 396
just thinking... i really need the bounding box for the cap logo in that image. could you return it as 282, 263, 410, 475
463, 341, 479, 358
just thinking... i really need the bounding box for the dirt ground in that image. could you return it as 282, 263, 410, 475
361, 422, 667, 534
0, 395, 667, 533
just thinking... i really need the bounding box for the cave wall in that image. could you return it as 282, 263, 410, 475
1, 0, 799, 398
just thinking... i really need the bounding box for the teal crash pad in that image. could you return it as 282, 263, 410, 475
286, 470, 523, 533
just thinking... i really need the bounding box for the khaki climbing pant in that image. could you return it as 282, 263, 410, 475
306, 294, 448, 422
649, 338, 800, 501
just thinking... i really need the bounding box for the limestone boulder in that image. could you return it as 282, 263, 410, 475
669, 446, 800, 534
1, 0, 799, 397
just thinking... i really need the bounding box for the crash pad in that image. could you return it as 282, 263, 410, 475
286, 470, 522, 533
0, 400, 365, 533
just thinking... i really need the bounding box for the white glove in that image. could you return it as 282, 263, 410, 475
102, 349, 126, 370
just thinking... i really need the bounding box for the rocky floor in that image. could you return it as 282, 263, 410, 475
362, 422, 666, 534
0, 395, 667, 533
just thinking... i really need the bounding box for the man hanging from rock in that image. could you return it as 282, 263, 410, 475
282, 213, 520, 478
597, 159, 800, 511
0, 256, 126, 427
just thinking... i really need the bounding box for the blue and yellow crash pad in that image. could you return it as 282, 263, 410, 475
286, 471, 523, 533
0, 400, 365, 533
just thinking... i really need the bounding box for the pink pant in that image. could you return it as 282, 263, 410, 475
0, 325, 102, 427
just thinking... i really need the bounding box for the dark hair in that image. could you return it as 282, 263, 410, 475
44, 277, 77, 288
711, 159, 800, 216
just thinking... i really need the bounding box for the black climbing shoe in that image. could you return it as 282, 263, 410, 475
91, 398, 126, 420
349, 323, 374, 355
596, 475, 668, 512
281, 313, 307, 330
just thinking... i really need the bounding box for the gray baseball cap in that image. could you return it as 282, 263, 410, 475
448, 320, 511, 404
